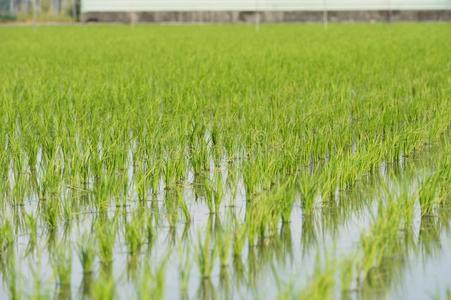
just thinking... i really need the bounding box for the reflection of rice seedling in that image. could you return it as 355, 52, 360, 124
218, 230, 232, 267
298, 255, 336, 300
78, 235, 96, 274
232, 225, 246, 259
137, 258, 168, 300
96, 219, 117, 267
0, 222, 13, 257
196, 230, 217, 279
178, 246, 192, 294
92, 273, 116, 300
51, 242, 72, 286
125, 213, 145, 254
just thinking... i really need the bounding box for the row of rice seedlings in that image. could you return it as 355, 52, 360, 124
418, 143, 450, 216
2, 76, 448, 200
292, 151, 450, 299
352, 165, 449, 295
0, 102, 448, 213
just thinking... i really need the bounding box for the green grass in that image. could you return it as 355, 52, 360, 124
0, 23, 450, 299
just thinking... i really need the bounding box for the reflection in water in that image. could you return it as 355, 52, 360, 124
80, 271, 93, 299
0, 145, 449, 300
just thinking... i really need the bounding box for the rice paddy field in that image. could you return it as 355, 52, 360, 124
0, 23, 450, 300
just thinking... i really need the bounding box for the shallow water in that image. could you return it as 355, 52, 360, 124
0, 145, 450, 300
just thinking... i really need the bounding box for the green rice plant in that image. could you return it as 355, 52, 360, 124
278, 180, 297, 223
419, 153, 450, 216
419, 175, 440, 216
40, 199, 60, 230
203, 177, 215, 214
213, 172, 224, 214
298, 173, 318, 215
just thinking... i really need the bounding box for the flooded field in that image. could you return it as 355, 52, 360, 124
0, 24, 450, 299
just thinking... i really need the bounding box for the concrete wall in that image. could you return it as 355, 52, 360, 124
82, 10, 451, 23
81, 0, 451, 13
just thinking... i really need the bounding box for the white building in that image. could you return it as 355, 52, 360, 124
82, 0, 450, 12
80, 0, 451, 22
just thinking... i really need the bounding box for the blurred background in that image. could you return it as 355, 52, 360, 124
0, 0, 79, 22
0, 0, 450, 23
